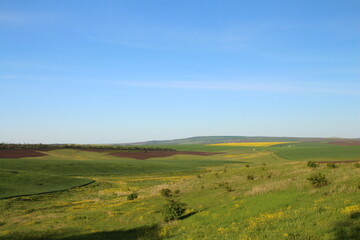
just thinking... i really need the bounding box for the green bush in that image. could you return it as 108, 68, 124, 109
307, 173, 329, 188
245, 164, 250, 168
160, 188, 172, 197
174, 189, 180, 195
327, 163, 338, 168
354, 163, 360, 168
162, 199, 187, 221
218, 182, 234, 192
307, 161, 318, 168
127, 192, 138, 200
247, 175, 255, 180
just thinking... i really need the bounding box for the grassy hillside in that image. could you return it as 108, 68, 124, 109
0, 143, 359, 240
269, 143, 360, 161
130, 136, 336, 145
0, 149, 239, 177
0, 169, 92, 199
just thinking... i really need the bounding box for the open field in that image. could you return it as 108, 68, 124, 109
107, 150, 222, 160
208, 142, 295, 147
0, 148, 222, 160
0, 142, 359, 240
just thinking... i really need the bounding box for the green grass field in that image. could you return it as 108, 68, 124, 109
0, 143, 359, 240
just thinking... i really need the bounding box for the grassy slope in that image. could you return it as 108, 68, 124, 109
0, 149, 244, 199
0, 144, 359, 240
269, 143, 360, 161
0, 149, 240, 177
0, 169, 92, 199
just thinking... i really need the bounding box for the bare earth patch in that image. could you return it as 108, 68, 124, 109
0, 149, 47, 158
329, 140, 360, 146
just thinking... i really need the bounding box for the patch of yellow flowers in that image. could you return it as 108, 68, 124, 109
342, 205, 360, 214
247, 211, 286, 230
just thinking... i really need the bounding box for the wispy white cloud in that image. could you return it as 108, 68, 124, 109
115, 80, 360, 95
0, 13, 21, 22
2, 73, 358, 95
0, 11, 25, 25
0, 10, 60, 27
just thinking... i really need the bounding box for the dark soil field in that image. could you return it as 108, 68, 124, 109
107, 150, 222, 159
0, 149, 47, 158
329, 140, 360, 145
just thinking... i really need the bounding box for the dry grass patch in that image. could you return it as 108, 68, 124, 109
244, 179, 294, 196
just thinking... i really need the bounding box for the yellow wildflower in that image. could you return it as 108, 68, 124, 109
342, 205, 360, 214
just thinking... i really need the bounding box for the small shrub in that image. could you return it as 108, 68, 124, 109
350, 212, 360, 219
307, 173, 329, 188
245, 164, 250, 168
285, 232, 317, 240
267, 173, 272, 179
354, 163, 360, 168
225, 185, 234, 192
307, 161, 318, 168
218, 182, 234, 192
127, 192, 138, 200
160, 188, 172, 197
162, 199, 187, 221
247, 175, 255, 180
327, 163, 338, 168
197, 174, 202, 178
174, 189, 180, 195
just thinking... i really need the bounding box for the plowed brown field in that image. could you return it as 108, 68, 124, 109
329, 140, 360, 146
0, 149, 47, 158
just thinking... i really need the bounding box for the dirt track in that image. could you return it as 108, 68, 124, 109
0, 149, 47, 158
108, 151, 222, 159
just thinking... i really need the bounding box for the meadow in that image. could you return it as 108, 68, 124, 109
0, 142, 359, 240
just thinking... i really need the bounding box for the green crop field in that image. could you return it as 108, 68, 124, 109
0, 143, 359, 240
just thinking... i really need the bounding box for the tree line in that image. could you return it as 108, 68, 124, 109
0, 143, 175, 152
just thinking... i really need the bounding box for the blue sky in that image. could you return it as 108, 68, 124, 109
1, 0, 359, 143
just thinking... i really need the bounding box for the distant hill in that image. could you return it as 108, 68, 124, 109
125, 136, 346, 145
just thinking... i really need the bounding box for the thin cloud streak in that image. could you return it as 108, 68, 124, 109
2, 74, 358, 95
117, 80, 360, 95
0, 10, 60, 27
